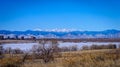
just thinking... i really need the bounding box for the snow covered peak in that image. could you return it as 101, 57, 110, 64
33, 28, 43, 31
33, 28, 78, 32
45, 28, 74, 32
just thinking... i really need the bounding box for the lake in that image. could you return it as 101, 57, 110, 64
1, 42, 120, 51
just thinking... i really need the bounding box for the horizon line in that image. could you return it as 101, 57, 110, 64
0, 29, 120, 32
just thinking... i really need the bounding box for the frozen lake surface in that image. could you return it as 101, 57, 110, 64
1, 42, 120, 50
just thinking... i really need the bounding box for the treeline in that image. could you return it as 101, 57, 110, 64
0, 43, 119, 55
81, 44, 119, 50
37, 38, 120, 42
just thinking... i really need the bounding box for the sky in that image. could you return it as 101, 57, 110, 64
0, 0, 120, 31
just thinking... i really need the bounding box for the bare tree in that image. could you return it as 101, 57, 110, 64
22, 52, 29, 63
12, 48, 23, 54
81, 45, 89, 50
60, 46, 70, 52
4, 47, 12, 54
118, 44, 120, 48
31, 40, 60, 63
0, 46, 4, 59
69, 45, 78, 51
60, 45, 78, 52
0, 46, 3, 55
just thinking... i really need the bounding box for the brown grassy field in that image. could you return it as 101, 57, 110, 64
23, 49, 120, 67
0, 49, 120, 67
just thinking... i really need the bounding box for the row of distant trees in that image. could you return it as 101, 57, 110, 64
0, 43, 119, 55
0, 44, 119, 55
81, 44, 119, 50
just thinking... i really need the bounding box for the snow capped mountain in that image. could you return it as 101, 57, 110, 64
0, 29, 120, 38
33, 28, 43, 31
33, 28, 79, 32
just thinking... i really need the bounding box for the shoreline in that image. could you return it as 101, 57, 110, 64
0, 38, 120, 44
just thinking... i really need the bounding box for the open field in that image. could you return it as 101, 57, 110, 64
23, 49, 120, 67
1, 49, 120, 67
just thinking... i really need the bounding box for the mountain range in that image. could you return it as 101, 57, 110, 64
0, 29, 120, 38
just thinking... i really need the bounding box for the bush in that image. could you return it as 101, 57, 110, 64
81, 45, 89, 50
81, 44, 117, 50
90, 44, 116, 49
118, 44, 120, 48
60, 45, 78, 52
31, 40, 60, 63
0, 46, 4, 59
0, 46, 3, 54
4, 47, 23, 54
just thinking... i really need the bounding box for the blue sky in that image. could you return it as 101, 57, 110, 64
0, 0, 120, 31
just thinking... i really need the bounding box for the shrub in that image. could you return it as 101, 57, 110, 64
0, 46, 4, 59
60, 45, 78, 52
4, 47, 23, 54
0, 46, 3, 54
118, 44, 120, 48
31, 40, 60, 63
82, 44, 117, 50
81, 45, 89, 50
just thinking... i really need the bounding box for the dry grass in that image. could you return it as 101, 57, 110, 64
22, 49, 120, 67
0, 57, 22, 67
1, 49, 120, 67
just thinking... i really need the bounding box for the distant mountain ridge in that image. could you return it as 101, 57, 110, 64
0, 29, 120, 38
